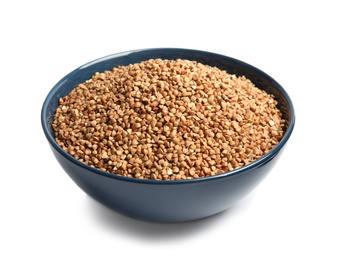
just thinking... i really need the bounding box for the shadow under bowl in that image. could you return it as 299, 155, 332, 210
41, 48, 295, 222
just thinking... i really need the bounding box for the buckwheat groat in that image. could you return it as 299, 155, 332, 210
53, 59, 285, 180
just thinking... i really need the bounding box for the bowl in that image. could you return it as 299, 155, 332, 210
41, 48, 295, 222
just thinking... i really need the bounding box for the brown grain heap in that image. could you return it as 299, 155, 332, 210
53, 59, 285, 180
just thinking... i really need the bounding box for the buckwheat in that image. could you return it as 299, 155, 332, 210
53, 58, 285, 180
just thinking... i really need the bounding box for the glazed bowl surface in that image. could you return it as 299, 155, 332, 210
41, 48, 295, 222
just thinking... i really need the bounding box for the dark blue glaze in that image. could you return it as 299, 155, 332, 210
41, 48, 295, 222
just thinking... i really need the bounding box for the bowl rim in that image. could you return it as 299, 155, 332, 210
41, 47, 295, 185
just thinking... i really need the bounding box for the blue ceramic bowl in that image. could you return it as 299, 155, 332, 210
41, 48, 295, 222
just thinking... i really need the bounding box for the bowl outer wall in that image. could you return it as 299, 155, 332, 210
41, 48, 295, 222
50, 142, 282, 222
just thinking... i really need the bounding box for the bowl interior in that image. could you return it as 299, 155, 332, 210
42, 48, 295, 180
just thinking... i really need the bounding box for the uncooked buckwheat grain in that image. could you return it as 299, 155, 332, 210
52, 59, 285, 180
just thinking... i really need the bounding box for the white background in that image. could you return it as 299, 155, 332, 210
1, 0, 338, 259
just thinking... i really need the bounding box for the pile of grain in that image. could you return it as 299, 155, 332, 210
53, 59, 285, 180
